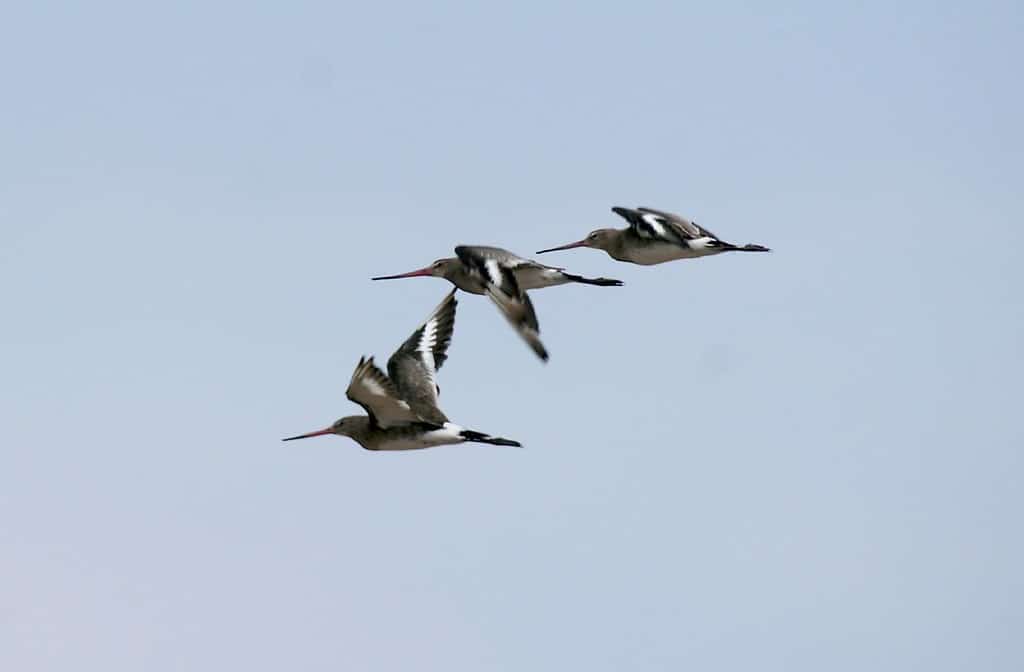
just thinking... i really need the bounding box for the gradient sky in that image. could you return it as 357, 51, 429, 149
2, 1, 1022, 670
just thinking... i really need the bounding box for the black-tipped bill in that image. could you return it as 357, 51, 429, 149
282, 427, 333, 441
371, 266, 433, 281
535, 240, 587, 254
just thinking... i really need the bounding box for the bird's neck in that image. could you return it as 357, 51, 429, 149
344, 417, 376, 449
606, 230, 631, 259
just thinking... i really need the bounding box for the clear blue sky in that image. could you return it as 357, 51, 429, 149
2, 2, 1021, 670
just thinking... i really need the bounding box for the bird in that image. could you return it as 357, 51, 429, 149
536, 206, 771, 265
371, 251, 623, 292
282, 290, 521, 450
372, 246, 621, 362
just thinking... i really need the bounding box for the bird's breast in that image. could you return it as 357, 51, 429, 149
452, 277, 487, 295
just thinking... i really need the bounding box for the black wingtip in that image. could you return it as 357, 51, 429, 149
610, 206, 638, 222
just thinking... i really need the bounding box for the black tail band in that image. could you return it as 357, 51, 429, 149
461, 429, 522, 447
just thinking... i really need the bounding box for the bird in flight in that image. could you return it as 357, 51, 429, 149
283, 290, 521, 450
373, 246, 622, 362
537, 206, 770, 265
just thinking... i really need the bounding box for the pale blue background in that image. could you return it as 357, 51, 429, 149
2, 2, 1022, 670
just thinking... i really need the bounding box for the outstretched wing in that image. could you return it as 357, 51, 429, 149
346, 356, 423, 428
386, 290, 457, 424
455, 245, 530, 268
635, 206, 721, 241
455, 246, 549, 362
612, 205, 720, 244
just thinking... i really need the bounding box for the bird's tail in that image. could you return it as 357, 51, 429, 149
561, 273, 624, 287
460, 429, 522, 447
721, 243, 771, 252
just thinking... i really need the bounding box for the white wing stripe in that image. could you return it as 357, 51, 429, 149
484, 258, 504, 288
418, 318, 438, 359
418, 316, 439, 388
641, 213, 667, 238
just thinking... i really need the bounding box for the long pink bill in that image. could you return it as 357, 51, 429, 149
371, 266, 433, 281
282, 427, 333, 441
535, 240, 587, 254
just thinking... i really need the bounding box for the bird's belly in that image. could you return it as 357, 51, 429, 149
622, 242, 692, 265
452, 277, 487, 295
514, 267, 568, 290
623, 241, 718, 265
376, 425, 464, 451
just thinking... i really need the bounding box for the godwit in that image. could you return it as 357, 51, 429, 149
372, 246, 620, 362
536, 206, 771, 265
371, 250, 622, 292
282, 290, 521, 450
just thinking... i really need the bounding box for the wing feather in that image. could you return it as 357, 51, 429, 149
635, 206, 720, 240
345, 356, 422, 428
455, 246, 549, 361
386, 290, 457, 424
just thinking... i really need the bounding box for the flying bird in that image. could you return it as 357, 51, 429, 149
537, 206, 771, 265
372, 246, 621, 362
283, 290, 521, 450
